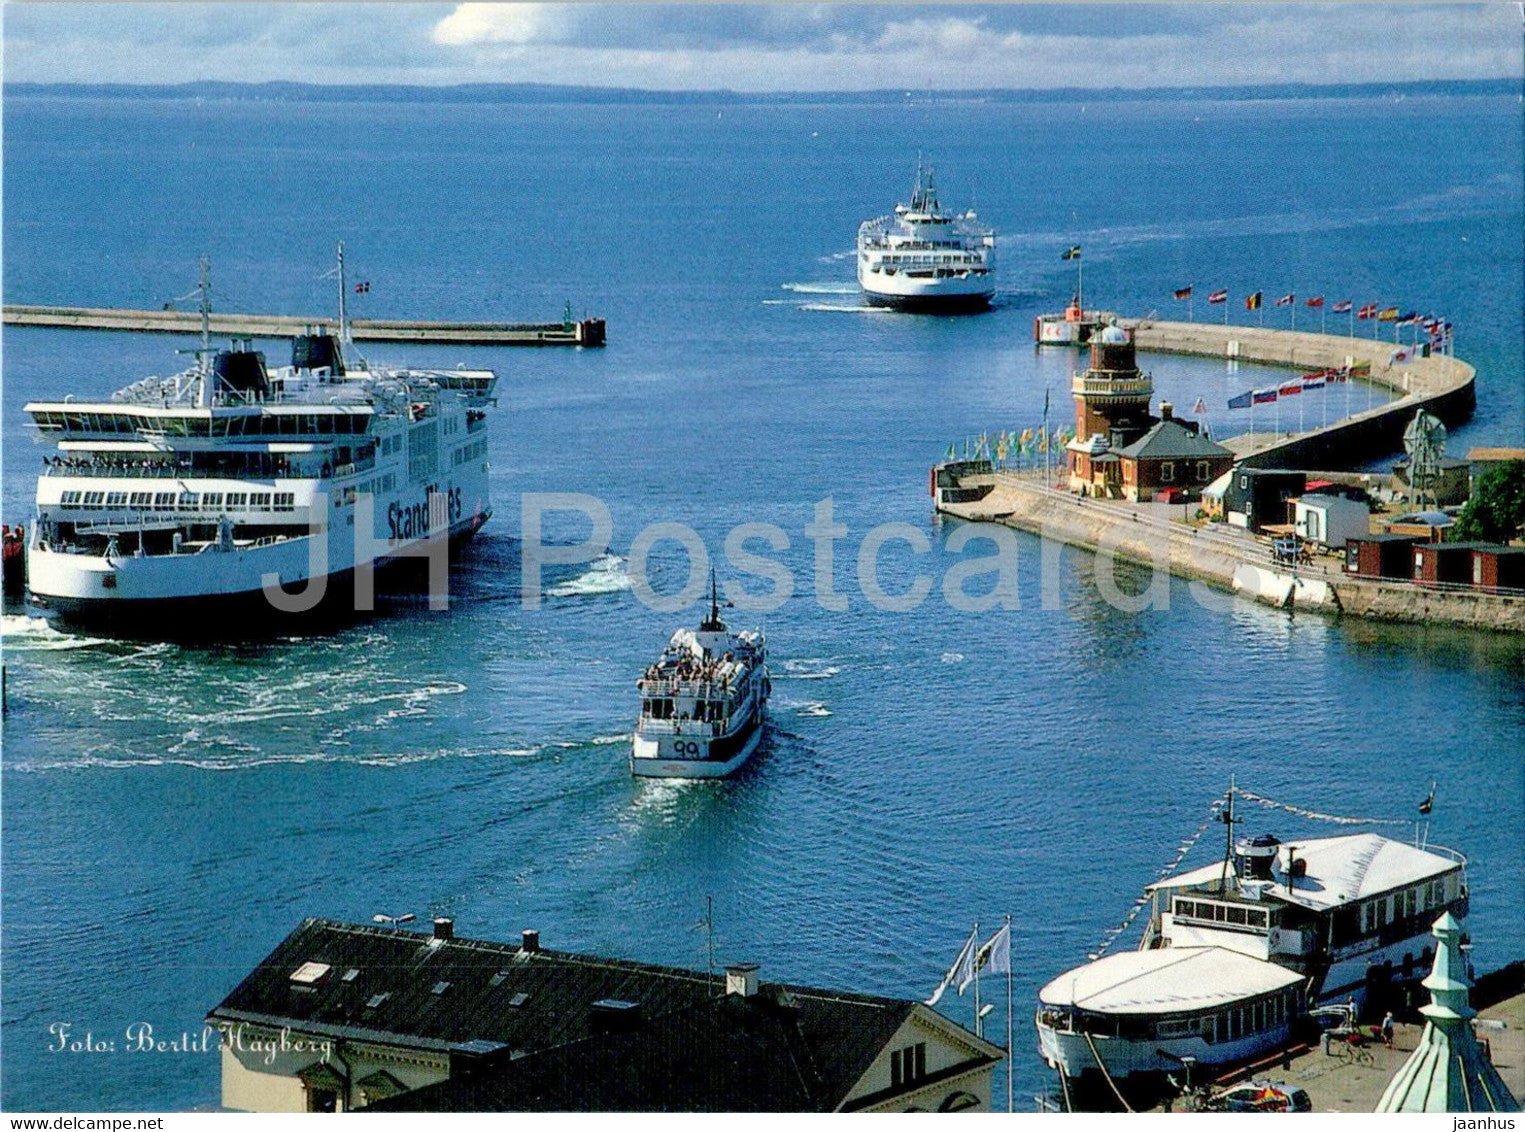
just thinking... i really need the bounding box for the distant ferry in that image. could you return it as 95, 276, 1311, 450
631, 580, 770, 779
1035, 787, 1469, 1086
23, 247, 497, 629
857, 163, 995, 312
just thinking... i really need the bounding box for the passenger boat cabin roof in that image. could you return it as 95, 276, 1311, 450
1038, 947, 1301, 1015
1147, 833, 1460, 912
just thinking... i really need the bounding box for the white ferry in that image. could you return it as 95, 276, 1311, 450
857, 163, 995, 312
631, 580, 770, 779
23, 249, 497, 630
1035, 789, 1468, 1087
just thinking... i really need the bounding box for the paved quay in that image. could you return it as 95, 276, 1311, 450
939, 469, 1525, 632
1186, 992, 1525, 1114
1124, 318, 1476, 471
2, 303, 607, 346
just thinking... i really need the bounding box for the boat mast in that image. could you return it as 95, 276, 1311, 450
336, 240, 351, 346
196, 256, 214, 408
1216, 778, 1240, 892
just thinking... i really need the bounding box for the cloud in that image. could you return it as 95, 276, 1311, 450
3, 3, 1519, 90
431, 3, 567, 47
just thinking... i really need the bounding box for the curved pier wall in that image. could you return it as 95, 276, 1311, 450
1124, 320, 1476, 471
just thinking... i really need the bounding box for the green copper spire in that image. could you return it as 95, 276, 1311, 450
1376, 913, 1520, 1113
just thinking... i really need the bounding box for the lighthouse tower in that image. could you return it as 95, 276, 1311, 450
1067, 322, 1154, 497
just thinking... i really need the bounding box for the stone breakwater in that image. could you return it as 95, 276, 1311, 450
939, 474, 1525, 633
1123, 319, 1476, 471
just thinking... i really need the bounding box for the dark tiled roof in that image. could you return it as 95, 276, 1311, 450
1115, 418, 1231, 461
208, 919, 958, 1111
371, 989, 923, 1112
211, 919, 725, 1053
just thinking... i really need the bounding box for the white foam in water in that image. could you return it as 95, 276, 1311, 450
799, 303, 889, 314
941, 652, 965, 664
0, 613, 108, 652
781, 282, 858, 295
792, 700, 833, 718
545, 554, 633, 599
779, 658, 841, 681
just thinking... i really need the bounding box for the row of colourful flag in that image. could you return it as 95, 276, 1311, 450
1225, 363, 1370, 409
947, 426, 1077, 462
1175, 286, 1455, 337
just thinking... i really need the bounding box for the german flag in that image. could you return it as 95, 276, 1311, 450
1245, 291, 1263, 311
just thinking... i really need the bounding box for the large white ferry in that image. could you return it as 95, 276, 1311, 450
631, 580, 770, 779
857, 163, 995, 312
1035, 787, 1469, 1088
23, 249, 497, 630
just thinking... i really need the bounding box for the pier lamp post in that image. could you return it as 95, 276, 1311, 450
373, 913, 417, 929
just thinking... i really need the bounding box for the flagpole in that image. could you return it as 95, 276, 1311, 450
1320, 306, 1326, 335
972, 921, 981, 1039
1348, 306, 1354, 337
1005, 915, 1014, 1114
1290, 300, 1296, 332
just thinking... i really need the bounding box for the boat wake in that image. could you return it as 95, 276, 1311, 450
777, 658, 841, 681
799, 302, 890, 314
781, 282, 857, 295
545, 554, 633, 599
788, 699, 833, 718
0, 613, 108, 652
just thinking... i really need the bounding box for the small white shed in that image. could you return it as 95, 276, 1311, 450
1293, 494, 1370, 549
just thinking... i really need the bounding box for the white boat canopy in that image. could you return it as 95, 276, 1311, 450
1038, 947, 1303, 1016
1147, 833, 1461, 912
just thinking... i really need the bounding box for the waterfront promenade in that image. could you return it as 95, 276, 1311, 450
1125, 319, 1476, 470
1, 303, 607, 346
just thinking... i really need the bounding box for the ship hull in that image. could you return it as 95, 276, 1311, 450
861, 290, 992, 313
27, 511, 489, 636
630, 713, 765, 779
1037, 1020, 1293, 1084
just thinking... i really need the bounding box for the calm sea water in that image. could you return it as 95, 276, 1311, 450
2, 91, 1522, 1111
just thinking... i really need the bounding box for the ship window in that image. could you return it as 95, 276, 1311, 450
105, 492, 128, 509
201, 493, 224, 510
83, 491, 105, 507
273, 493, 295, 512
153, 493, 176, 511
178, 493, 199, 510
60, 491, 82, 507
226, 493, 248, 510
130, 492, 152, 508
250, 493, 272, 510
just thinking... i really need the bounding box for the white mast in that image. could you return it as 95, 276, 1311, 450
196, 256, 214, 408
336, 240, 351, 345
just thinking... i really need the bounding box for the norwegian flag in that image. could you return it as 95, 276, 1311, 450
1306, 296, 1325, 308
1332, 300, 1353, 313
1207, 289, 1228, 304
1275, 294, 1295, 307
1357, 303, 1378, 320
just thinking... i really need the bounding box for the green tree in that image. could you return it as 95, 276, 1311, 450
1454, 460, 1525, 543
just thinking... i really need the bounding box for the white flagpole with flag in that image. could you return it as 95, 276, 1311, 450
925, 926, 977, 1007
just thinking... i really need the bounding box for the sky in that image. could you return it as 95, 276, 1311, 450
3, 3, 1520, 92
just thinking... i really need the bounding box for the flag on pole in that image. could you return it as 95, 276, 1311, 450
1306, 296, 1325, 309
1246, 291, 1263, 311
1207, 289, 1228, 304
964, 922, 1011, 988
1227, 390, 1253, 410
1278, 380, 1303, 397
1062, 245, 1082, 260
925, 928, 978, 1006
1331, 300, 1353, 314
1418, 785, 1435, 815
354, 281, 371, 294
1252, 389, 1279, 404
1302, 373, 1326, 390
1377, 306, 1400, 322
1357, 303, 1378, 320
1193, 397, 1208, 415
1174, 285, 1193, 300
1275, 294, 1295, 307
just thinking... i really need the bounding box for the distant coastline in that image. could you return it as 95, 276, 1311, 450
4, 76, 1517, 106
